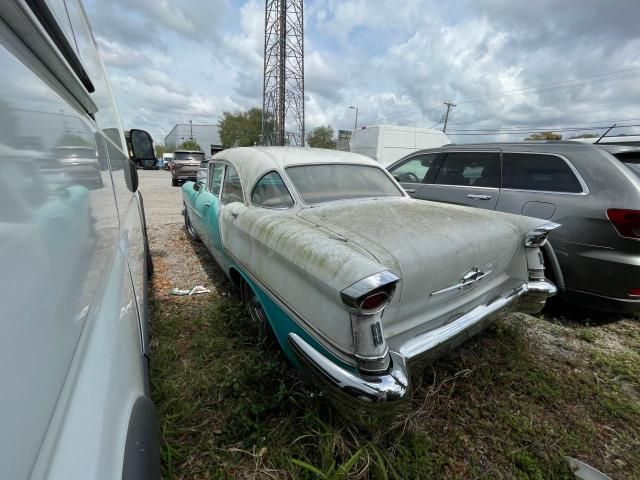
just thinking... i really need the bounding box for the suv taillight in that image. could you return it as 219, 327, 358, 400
607, 209, 640, 240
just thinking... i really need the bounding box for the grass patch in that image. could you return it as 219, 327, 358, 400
151, 292, 640, 479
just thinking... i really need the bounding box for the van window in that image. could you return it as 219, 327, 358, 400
434, 152, 500, 188
221, 165, 244, 205
252, 171, 294, 208
389, 154, 437, 183
502, 153, 583, 193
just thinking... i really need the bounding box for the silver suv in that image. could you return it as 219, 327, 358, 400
0, 1, 159, 478
170, 149, 206, 186
388, 142, 640, 313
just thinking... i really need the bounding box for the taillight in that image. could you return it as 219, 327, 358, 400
629, 288, 640, 298
341, 271, 399, 314
359, 291, 389, 311
607, 209, 640, 240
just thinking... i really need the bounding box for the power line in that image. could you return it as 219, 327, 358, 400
356, 67, 640, 126
447, 123, 640, 136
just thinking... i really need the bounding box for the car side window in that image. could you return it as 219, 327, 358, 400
389, 154, 437, 183
502, 153, 583, 193
209, 163, 224, 196
221, 165, 244, 205
252, 171, 294, 208
434, 152, 500, 188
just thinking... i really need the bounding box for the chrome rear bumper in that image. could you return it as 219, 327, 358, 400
288, 279, 556, 414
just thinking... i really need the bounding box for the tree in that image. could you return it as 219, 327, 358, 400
218, 108, 263, 148
524, 131, 562, 141
306, 125, 336, 149
154, 144, 167, 157
177, 139, 202, 151
568, 133, 599, 139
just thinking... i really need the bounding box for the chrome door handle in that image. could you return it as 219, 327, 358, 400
404, 188, 417, 194
467, 194, 491, 200
204, 203, 211, 208
231, 212, 239, 218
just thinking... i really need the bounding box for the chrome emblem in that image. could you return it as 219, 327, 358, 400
430, 266, 491, 296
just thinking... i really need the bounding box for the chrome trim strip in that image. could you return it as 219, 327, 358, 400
525, 222, 561, 247
400, 280, 556, 360
431, 267, 492, 296
341, 271, 400, 303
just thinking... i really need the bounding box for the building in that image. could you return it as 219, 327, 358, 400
164, 123, 223, 156
336, 130, 352, 151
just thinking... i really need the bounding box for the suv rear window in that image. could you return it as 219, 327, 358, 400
612, 152, 640, 179
174, 151, 205, 162
502, 153, 583, 193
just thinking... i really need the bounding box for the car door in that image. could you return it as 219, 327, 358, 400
388, 152, 440, 197
199, 162, 225, 253
417, 150, 501, 210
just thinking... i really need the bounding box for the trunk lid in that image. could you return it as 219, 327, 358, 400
297, 198, 523, 327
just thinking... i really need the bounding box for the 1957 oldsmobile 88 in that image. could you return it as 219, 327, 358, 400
182, 147, 557, 412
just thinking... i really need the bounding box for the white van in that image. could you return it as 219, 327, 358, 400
349, 125, 450, 167
0, 1, 159, 478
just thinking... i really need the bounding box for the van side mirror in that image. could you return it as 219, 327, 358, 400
129, 129, 157, 169
128, 160, 139, 192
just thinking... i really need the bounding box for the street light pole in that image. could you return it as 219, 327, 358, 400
349, 106, 359, 131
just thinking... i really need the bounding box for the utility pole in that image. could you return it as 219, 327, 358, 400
189, 119, 193, 140
442, 101, 456, 133
349, 105, 358, 131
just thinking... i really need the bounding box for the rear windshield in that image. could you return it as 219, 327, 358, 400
613, 152, 640, 179
174, 151, 205, 162
285, 164, 403, 204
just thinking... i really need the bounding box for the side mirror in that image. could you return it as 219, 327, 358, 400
129, 129, 156, 169
193, 182, 201, 191
128, 159, 139, 192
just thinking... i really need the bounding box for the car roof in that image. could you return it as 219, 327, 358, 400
214, 146, 380, 189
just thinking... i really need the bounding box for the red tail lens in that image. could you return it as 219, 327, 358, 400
359, 291, 389, 311
629, 288, 640, 298
607, 209, 640, 239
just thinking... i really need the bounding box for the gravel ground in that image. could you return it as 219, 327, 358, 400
139, 169, 184, 226
139, 169, 231, 300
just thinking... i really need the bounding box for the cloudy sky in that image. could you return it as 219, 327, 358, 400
84, 0, 640, 144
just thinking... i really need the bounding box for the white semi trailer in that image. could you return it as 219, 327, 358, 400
349, 125, 450, 167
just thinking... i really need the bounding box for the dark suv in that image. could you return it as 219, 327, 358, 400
170, 149, 206, 186
388, 142, 640, 313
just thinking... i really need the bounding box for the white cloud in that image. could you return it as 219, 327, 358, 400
85, 0, 640, 143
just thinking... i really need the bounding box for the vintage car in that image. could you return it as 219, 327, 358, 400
181, 147, 558, 411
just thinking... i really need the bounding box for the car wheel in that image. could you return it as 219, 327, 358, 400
184, 205, 201, 242
171, 177, 178, 187
240, 279, 273, 340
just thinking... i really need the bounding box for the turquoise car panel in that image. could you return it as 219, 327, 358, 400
230, 266, 357, 374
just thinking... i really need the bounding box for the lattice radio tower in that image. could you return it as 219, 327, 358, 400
262, 0, 304, 146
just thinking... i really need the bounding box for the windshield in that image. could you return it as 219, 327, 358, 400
173, 151, 205, 162
285, 164, 403, 204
